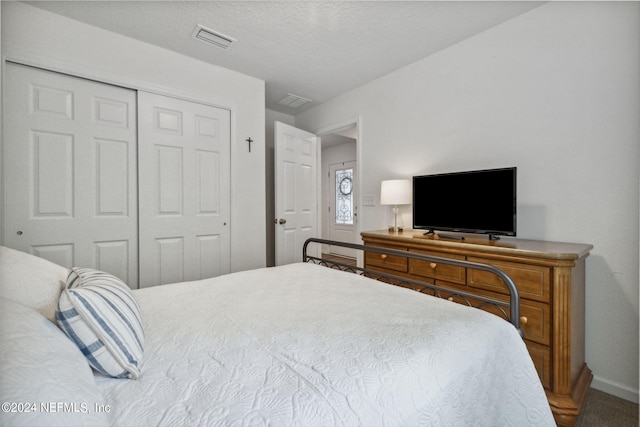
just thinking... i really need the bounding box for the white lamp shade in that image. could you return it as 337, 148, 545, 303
380, 179, 411, 205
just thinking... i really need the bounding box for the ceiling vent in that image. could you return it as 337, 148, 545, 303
276, 93, 312, 108
193, 25, 236, 50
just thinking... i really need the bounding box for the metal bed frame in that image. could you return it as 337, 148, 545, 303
303, 238, 523, 337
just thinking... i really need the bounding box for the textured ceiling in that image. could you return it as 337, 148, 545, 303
26, 1, 544, 115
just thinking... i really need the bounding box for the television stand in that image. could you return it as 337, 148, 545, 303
424, 230, 500, 241
437, 233, 465, 240
361, 229, 593, 427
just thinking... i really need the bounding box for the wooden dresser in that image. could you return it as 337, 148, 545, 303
361, 230, 593, 427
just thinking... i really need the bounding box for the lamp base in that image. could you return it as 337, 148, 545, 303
388, 226, 404, 233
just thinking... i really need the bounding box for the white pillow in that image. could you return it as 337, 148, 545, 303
0, 246, 68, 323
57, 268, 145, 379
0, 297, 109, 427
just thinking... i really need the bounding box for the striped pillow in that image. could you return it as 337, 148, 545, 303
56, 268, 144, 379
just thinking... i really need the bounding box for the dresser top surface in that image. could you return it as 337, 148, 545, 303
361, 230, 593, 260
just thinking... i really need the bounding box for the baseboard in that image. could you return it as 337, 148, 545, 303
591, 375, 639, 404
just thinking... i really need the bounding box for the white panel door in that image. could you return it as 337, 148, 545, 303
3, 63, 138, 285
138, 91, 230, 287
274, 122, 318, 265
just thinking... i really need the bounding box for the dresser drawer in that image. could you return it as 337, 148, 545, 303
364, 245, 407, 273
450, 290, 551, 346
526, 341, 551, 389
408, 250, 466, 285
467, 257, 551, 303
484, 299, 551, 346
520, 300, 551, 345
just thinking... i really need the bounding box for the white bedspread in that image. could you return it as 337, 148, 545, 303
95, 263, 554, 426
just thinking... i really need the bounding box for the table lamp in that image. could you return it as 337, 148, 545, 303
380, 179, 411, 232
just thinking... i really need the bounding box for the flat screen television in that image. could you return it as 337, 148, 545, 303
412, 167, 516, 240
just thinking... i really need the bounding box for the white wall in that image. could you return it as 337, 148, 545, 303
1, 2, 266, 272
296, 1, 640, 402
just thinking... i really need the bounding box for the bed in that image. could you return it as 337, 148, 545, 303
0, 240, 554, 426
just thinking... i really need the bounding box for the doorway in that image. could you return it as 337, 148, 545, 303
269, 118, 360, 267
319, 122, 359, 260
327, 160, 357, 257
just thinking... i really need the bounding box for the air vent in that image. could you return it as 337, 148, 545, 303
193, 25, 236, 50
277, 93, 312, 108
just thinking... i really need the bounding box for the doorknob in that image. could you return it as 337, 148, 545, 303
278, 218, 286, 224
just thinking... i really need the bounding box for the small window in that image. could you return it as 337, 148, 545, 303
335, 168, 353, 225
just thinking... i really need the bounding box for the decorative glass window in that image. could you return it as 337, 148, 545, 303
335, 168, 354, 225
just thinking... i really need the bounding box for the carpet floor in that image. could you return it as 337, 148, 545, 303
576, 388, 638, 426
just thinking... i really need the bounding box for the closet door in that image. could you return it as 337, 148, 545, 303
3, 63, 138, 286
138, 92, 230, 287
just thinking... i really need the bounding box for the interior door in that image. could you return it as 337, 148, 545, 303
3, 62, 138, 286
137, 91, 230, 287
328, 160, 358, 258
274, 122, 318, 265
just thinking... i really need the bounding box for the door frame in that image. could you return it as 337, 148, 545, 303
315, 116, 362, 265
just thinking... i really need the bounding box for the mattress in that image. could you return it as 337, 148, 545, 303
95, 262, 554, 426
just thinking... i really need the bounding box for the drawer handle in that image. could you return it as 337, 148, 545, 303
380, 254, 388, 260
520, 316, 528, 325
429, 262, 437, 269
